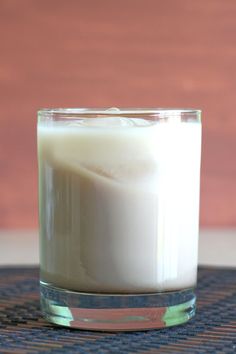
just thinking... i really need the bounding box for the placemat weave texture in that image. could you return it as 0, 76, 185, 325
0, 267, 235, 353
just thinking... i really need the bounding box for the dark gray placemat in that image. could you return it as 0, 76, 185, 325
0, 267, 235, 353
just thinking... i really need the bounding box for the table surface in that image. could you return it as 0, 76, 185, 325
0, 230, 236, 353
0, 266, 235, 353
0, 229, 235, 267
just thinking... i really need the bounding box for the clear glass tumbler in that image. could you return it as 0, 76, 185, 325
38, 108, 202, 331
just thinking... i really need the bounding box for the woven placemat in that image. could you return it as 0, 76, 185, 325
0, 267, 235, 353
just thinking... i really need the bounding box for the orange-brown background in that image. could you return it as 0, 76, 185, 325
0, 0, 236, 228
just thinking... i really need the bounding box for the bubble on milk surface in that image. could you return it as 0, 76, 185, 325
105, 107, 121, 112
63, 107, 153, 128
68, 117, 153, 128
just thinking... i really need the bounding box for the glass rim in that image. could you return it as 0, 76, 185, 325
38, 107, 201, 116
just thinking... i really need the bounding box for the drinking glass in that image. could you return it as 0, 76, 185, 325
38, 108, 202, 330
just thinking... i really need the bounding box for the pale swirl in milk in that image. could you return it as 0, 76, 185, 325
38, 117, 201, 293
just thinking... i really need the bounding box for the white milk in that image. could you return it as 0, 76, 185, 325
38, 117, 201, 293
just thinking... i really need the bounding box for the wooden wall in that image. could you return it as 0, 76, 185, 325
1, 0, 236, 228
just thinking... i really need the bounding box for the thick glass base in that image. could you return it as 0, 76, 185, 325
40, 282, 196, 331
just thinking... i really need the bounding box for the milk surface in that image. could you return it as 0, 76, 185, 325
38, 117, 201, 293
